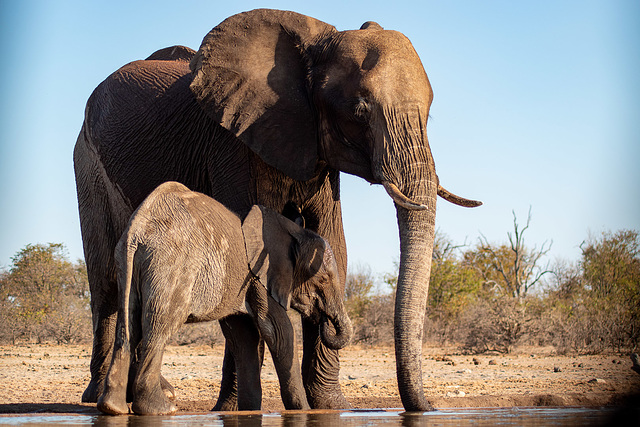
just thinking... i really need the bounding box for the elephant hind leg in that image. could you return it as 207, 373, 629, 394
75, 132, 131, 403
131, 343, 178, 415
97, 291, 143, 415
97, 345, 132, 415
130, 303, 181, 415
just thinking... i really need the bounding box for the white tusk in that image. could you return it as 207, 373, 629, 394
381, 181, 429, 211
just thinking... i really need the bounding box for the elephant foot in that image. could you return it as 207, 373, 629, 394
306, 385, 351, 409
97, 391, 129, 415
285, 394, 311, 411
81, 380, 101, 403
132, 390, 178, 415
212, 396, 238, 412
161, 375, 176, 401
129, 375, 175, 402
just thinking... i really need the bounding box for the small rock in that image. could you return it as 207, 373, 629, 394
446, 390, 466, 397
612, 359, 618, 364
456, 369, 472, 374
63, 365, 69, 370
588, 378, 606, 384
553, 366, 562, 373
578, 363, 584, 368
488, 360, 497, 365
361, 384, 370, 389
472, 358, 481, 365
348, 375, 357, 380
445, 361, 456, 366
181, 375, 193, 380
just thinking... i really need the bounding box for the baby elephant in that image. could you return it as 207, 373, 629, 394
97, 181, 352, 415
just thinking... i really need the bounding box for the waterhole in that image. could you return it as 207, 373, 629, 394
0, 408, 621, 426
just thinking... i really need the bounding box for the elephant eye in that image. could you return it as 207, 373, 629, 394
353, 97, 371, 120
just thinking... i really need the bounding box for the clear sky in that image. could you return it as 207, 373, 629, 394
1, 1, 639, 280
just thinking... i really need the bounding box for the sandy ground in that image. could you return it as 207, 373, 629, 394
0, 343, 638, 415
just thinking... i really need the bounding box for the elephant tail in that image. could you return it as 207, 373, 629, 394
115, 231, 140, 352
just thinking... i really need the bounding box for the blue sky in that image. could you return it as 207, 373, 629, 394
1, 1, 639, 279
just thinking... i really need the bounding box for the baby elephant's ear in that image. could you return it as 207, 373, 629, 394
242, 206, 269, 289
242, 205, 294, 310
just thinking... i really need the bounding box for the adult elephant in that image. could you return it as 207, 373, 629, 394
74, 9, 480, 411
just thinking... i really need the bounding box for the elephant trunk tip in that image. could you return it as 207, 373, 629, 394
320, 314, 353, 350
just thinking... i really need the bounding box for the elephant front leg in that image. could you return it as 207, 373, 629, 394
211, 345, 238, 411
301, 184, 350, 409
256, 294, 309, 410
218, 314, 263, 410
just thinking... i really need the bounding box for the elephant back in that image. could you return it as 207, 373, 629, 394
146, 45, 196, 62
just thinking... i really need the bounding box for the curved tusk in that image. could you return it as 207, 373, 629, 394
437, 185, 483, 208
381, 181, 429, 211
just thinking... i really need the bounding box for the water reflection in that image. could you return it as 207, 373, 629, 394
0, 408, 618, 426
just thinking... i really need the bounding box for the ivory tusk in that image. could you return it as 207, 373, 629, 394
381, 181, 429, 211
437, 185, 483, 208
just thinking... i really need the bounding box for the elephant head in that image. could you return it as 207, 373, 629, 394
190, 9, 480, 410
242, 205, 353, 350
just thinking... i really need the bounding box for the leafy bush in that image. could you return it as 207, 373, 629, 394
0, 243, 91, 344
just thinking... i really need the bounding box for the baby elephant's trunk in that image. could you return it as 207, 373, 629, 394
320, 308, 353, 350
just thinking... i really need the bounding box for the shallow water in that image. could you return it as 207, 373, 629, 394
0, 408, 619, 426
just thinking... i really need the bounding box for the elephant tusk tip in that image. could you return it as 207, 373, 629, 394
381, 181, 430, 211
408, 203, 429, 211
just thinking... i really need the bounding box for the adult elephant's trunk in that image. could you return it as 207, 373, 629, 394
372, 109, 438, 410
374, 108, 480, 411
393, 178, 437, 411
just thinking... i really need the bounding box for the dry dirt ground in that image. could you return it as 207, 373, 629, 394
0, 344, 638, 415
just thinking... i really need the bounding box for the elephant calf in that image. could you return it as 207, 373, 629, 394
97, 181, 352, 415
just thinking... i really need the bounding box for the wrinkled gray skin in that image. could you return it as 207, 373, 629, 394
74, 9, 480, 411
97, 182, 352, 415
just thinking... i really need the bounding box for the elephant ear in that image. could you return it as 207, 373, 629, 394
189, 9, 336, 181
291, 230, 326, 284
242, 205, 297, 310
